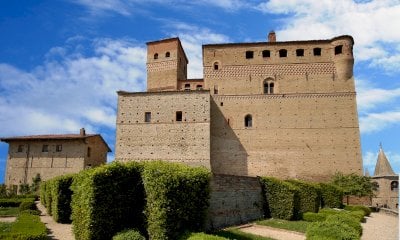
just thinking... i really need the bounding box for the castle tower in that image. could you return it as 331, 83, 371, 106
374, 145, 396, 176
146, 38, 188, 92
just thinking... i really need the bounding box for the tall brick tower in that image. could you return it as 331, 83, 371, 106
146, 38, 188, 91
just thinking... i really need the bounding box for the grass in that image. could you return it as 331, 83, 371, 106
0, 222, 12, 232
0, 207, 19, 217
256, 219, 310, 233
215, 228, 275, 240
0, 212, 47, 239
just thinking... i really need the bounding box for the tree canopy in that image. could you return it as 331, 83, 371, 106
331, 172, 375, 197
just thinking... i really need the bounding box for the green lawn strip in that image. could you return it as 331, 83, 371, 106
0, 207, 19, 217
0, 213, 47, 239
256, 219, 309, 233
215, 228, 275, 240
0, 222, 12, 233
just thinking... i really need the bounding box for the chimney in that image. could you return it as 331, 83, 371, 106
80, 128, 86, 136
268, 31, 276, 42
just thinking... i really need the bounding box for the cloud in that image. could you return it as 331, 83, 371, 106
256, 0, 400, 73
359, 111, 400, 134
363, 150, 400, 174
356, 79, 400, 112
0, 38, 146, 137
71, 0, 132, 16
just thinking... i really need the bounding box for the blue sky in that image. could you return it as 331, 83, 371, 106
1, 0, 399, 182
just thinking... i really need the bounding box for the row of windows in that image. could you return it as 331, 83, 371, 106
18, 144, 91, 157
184, 84, 203, 90
213, 81, 275, 95
144, 111, 183, 123
373, 181, 398, 191
153, 52, 170, 59
244, 45, 343, 59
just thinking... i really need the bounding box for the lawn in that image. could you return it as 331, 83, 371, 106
182, 228, 275, 240
256, 219, 310, 233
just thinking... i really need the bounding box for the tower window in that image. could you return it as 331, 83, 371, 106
262, 50, 270, 58
184, 84, 190, 91
279, 49, 287, 57
145, 112, 151, 122
264, 80, 275, 94
56, 145, 62, 152
246, 51, 254, 59
335, 45, 343, 55
17, 145, 24, 153
313, 48, 321, 56
176, 111, 182, 122
213, 62, 219, 70
296, 49, 304, 57
165, 52, 170, 57
42, 145, 48, 152
87, 147, 91, 157
244, 114, 252, 128
214, 85, 219, 94
154, 53, 158, 59
391, 181, 398, 191
196, 85, 203, 90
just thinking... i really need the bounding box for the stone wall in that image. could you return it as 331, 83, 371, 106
371, 176, 399, 209
207, 174, 265, 229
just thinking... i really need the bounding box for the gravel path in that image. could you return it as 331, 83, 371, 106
361, 212, 399, 240
238, 224, 305, 240
36, 201, 74, 240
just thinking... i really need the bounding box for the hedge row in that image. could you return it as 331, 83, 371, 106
286, 180, 320, 215
142, 161, 211, 240
260, 177, 300, 220
319, 182, 343, 208
51, 174, 75, 223
71, 162, 145, 240
0, 197, 36, 207
344, 205, 371, 217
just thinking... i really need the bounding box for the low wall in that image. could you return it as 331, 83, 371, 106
207, 174, 265, 230
342, 195, 372, 206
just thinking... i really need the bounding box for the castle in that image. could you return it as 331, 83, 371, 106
115, 32, 363, 181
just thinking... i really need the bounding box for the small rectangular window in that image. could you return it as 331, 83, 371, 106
313, 48, 321, 56
56, 145, 62, 152
335, 45, 343, 55
17, 145, 24, 153
262, 50, 270, 58
87, 147, 91, 157
184, 83, 190, 91
296, 49, 304, 56
279, 49, 287, 57
196, 85, 203, 90
42, 145, 48, 152
245, 51, 254, 59
214, 85, 219, 94
176, 111, 182, 122
145, 112, 151, 122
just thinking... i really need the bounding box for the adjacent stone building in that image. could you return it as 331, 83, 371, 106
1, 128, 111, 188
115, 32, 363, 182
371, 146, 399, 209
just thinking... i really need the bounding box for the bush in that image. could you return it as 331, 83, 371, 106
0, 212, 47, 240
0, 198, 35, 207
142, 161, 211, 240
326, 214, 362, 236
51, 174, 75, 223
319, 182, 343, 209
344, 205, 371, 217
260, 177, 300, 220
20, 209, 41, 215
306, 220, 360, 240
44, 180, 53, 215
19, 200, 36, 211
181, 232, 227, 240
39, 182, 46, 206
286, 180, 320, 215
71, 162, 145, 240
302, 212, 327, 222
113, 229, 146, 240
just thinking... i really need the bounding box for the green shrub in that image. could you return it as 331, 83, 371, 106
39, 182, 46, 206
319, 208, 343, 216
113, 229, 146, 240
44, 180, 53, 215
181, 232, 227, 240
260, 177, 300, 220
306, 220, 360, 240
51, 174, 75, 223
326, 214, 362, 236
302, 212, 327, 222
0, 212, 47, 240
142, 161, 211, 240
344, 205, 371, 217
19, 200, 36, 211
348, 210, 365, 222
20, 209, 41, 215
71, 162, 145, 240
0, 198, 35, 207
319, 183, 343, 209
286, 180, 320, 215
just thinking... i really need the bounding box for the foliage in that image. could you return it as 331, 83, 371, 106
142, 161, 211, 240
215, 228, 274, 240
113, 229, 146, 240
39, 181, 46, 206
30, 174, 42, 194
181, 232, 227, 240
302, 212, 327, 222
51, 174, 75, 223
71, 162, 145, 240
18, 184, 30, 195
0, 198, 35, 208
0, 207, 19, 217
257, 218, 309, 233
20, 209, 41, 215
325, 214, 362, 236
259, 177, 300, 220
331, 172, 375, 197
18, 200, 36, 211
344, 205, 371, 217
306, 220, 360, 240
44, 180, 53, 215
0, 212, 47, 240
286, 180, 320, 214
319, 182, 343, 208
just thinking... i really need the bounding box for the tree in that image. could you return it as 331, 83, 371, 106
331, 172, 375, 197
30, 173, 41, 193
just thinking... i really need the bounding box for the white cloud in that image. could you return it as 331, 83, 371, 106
256, 0, 400, 72
363, 150, 400, 174
0, 38, 146, 137
359, 111, 400, 134
356, 79, 400, 112
71, 0, 132, 16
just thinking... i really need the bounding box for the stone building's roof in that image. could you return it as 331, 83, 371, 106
0, 131, 112, 152
373, 146, 396, 177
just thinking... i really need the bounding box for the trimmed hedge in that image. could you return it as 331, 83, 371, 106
142, 161, 211, 240
44, 181, 53, 215
344, 205, 371, 217
39, 182, 46, 206
306, 219, 360, 240
319, 183, 343, 208
50, 174, 75, 223
260, 177, 300, 220
0, 198, 35, 207
19, 200, 36, 211
326, 214, 362, 236
0, 212, 47, 240
71, 162, 145, 240
302, 212, 327, 222
286, 180, 320, 215
113, 229, 146, 240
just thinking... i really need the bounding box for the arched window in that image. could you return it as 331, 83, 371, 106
269, 82, 274, 94
165, 52, 170, 57
213, 62, 219, 70
279, 49, 287, 57
244, 114, 252, 128
154, 53, 158, 59
391, 181, 398, 191
263, 79, 275, 94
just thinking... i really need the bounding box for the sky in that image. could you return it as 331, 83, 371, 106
0, 0, 399, 182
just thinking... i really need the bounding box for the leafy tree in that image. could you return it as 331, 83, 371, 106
30, 173, 41, 193
331, 172, 375, 197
